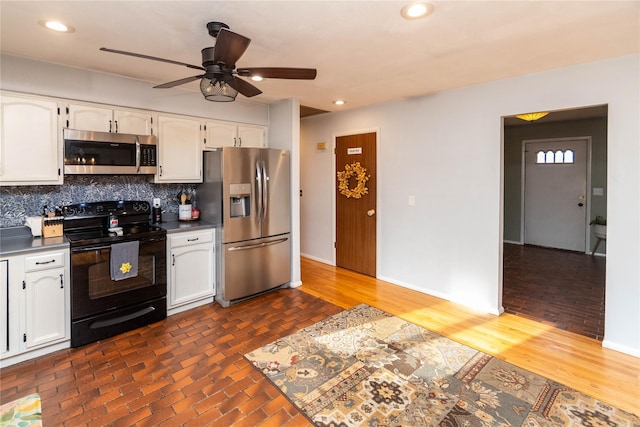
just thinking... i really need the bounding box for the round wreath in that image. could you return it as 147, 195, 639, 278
337, 162, 370, 199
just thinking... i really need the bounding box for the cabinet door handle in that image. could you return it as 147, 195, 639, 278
60, 274, 64, 289
109, 119, 113, 133
115, 120, 119, 133
159, 165, 163, 176
238, 137, 242, 147
35, 259, 56, 265
172, 254, 175, 266
187, 238, 199, 242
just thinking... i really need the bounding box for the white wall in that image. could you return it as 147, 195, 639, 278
268, 99, 302, 286
300, 54, 640, 357
1, 54, 269, 124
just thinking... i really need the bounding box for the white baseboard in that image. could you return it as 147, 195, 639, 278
602, 339, 640, 358
289, 280, 302, 288
300, 253, 334, 266
503, 240, 522, 245
377, 275, 501, 315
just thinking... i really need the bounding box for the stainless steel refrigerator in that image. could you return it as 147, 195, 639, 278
199, 147, 291, 307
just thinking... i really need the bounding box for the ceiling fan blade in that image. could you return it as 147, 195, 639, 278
226, 77, 262, 98
154, 74, 205, 89
213, 28, 251, 67
100, 47, 204, 71
236, 67, 317, 80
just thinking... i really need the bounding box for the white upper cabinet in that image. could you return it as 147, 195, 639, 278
204, 121, 266, 149
67, 104, 153, 134
155, 115, 202, 183
114, 110, 154, 135
238, 124, 267, 148
204, 121, 236, 148
0, 92, 63, 186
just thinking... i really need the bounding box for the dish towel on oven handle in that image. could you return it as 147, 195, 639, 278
110, 241, 139, 281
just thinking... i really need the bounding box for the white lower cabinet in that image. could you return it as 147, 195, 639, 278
167, 229, 215, 315
0, 249, 70, 367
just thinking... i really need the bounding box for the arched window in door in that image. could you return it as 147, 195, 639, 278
535, 149, 575, 164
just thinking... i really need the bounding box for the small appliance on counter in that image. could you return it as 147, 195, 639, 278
152, 198, 163, 224
27, 206, 64, 238
24, 216, 42, 237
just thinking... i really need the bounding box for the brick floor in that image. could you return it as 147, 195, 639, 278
0, 288, 341, 426
503, 243, 606, 340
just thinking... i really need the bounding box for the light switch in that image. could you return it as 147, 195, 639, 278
408, 195, 416, 206
593, 187, 604, 196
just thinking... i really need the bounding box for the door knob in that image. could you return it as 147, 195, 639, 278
578, 202, 584, 207
367, 209, 375, 216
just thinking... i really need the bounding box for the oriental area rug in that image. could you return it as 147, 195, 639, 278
245, 304, 639, 427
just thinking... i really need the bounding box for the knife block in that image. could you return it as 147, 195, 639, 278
41, 215, 63, 238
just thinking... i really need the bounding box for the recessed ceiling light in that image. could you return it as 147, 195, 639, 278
400, 2, 434, 20
39, 20, 75, 33
333, 100, 346, 105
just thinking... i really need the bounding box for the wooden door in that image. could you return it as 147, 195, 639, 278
336, 133, 376, 276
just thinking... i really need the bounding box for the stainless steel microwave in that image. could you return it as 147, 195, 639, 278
63, 129, 157, 175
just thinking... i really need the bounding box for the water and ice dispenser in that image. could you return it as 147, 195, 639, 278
229, 183, 251, 218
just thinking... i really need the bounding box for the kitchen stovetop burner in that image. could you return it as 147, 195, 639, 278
63, 201, 166, 247
64, 224, 165, 244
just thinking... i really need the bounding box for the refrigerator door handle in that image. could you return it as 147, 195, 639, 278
255, 160, 263, 220
261, 160, 268, 221
227, 237, 289, 252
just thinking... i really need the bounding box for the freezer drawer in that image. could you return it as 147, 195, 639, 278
218, 234, 290, 305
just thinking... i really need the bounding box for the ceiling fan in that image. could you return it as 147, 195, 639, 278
100, 21, 317, 102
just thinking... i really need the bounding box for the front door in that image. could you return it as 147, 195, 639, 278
524, 139, 588, 252
335, 132, 377, 276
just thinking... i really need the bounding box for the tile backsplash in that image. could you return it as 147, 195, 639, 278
0, 175, 196, 228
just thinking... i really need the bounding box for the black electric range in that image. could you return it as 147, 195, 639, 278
62, 200, 167, 347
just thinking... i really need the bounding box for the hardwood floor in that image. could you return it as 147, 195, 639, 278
502, 243, 606, 340
299, 257, 639, 416
0, 257, 638, 426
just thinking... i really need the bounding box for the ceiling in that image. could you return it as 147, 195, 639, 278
1, 1, 638, 115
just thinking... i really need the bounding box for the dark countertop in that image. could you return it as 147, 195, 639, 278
0, 226, 69, 257
156, 218, 215, 234
0, 219, 216, 256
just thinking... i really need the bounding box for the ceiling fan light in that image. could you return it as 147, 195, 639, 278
251, 75, 263, 82
200, 78, 238, 102
516, 112, 549, 122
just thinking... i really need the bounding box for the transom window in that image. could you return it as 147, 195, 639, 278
536, 149, 574, 164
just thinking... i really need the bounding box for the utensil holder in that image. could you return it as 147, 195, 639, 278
178, 204, 192, 220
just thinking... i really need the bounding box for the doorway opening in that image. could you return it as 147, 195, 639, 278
502, 105, 608, 340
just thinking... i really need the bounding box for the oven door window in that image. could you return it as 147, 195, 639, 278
87, 252, 155, 299
71, 239, 166, 320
